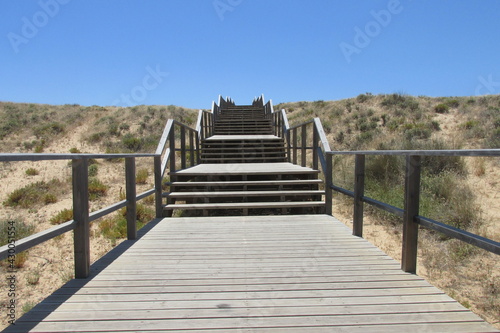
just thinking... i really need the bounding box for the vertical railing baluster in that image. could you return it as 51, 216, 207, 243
353, 154, 365, 237
313, 125, 318, 171
180, 126, 186, 170
402, 155, 421, 273
189, 130, 195, 167
325, 154, 333, 216
293, 128, 298, 165
301, 125, 307, 167
286, 129, 291, 163
169, 125, 176, 174
125, 157, 137, 240
73, 158, 90, 279
154, 155, 163, 218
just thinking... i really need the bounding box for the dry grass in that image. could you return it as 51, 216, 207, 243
0, 95, 499, 329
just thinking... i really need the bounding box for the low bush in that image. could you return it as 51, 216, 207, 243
88, 178, 108, 201
4, 179, 63, 208
25, 168, 39, 176
50, 209, 73, 225
0, 220, 35, 268
434, 103, 450, 113
136, 168, 149, 184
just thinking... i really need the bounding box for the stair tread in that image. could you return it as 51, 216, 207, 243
165, 190, 325, 198
167, 180, 322, 187
164, 201, 325, 210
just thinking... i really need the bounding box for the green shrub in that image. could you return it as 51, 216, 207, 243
461, 120, 479, 130
445, 99, 460, 108
69, 147, 81, 153
136, 168, 149, 184
366, 154, 403, 184
122, 134, 142, 151
88, 132, 106, 143
88, 178, 108, 201
356, 94, 370, 103
4, 179, 63, 208
0, 220, 35, 268
33, 122, 65, 138
100, 203, 154, 242
434, 103, 450, 114
88, 164, 98, 177
50, 209, 73, 225
25, 168, 39, 176
404, 127, 432, 140
0, 220, 35, 246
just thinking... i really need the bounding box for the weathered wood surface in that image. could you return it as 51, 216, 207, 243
170, 162, 320, 176
6, 215, 497, 332
205, 135, 280, 141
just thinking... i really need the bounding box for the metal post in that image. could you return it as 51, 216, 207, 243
73, 158, 90, 279
353, 154, 365, 237
402, 155, 421, 273
125, 157, 137, 240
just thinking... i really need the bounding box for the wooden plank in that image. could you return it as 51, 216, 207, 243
164, 201, 325, 210
170, 162, 319, 176
72, 159, 90, 279
165, 190, 324, 198
10, 214, 497, 333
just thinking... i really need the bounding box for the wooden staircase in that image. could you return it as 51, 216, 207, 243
162, 97, 325, 216
213, 105, 273, 135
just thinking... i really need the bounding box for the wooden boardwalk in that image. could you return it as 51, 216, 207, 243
6, 215, 497, 332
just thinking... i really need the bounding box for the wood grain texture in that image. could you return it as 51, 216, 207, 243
6, 215, 497, 332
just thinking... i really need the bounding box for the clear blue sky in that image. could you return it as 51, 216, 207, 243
1, 0, 500, 109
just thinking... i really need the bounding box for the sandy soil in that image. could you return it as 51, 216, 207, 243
0, 124, 155, 330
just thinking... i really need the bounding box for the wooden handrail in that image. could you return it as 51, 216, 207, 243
0, 154, 157, 278
0, 116, 201, 278
325, 149, 500, 273
274, 102, 499, 273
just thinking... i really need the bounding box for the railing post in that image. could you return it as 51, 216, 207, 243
292, 128, 297, 165
402, 155, 421, 273
72, 158, 90, 279
313, 125, 319, 171
125, 157, 137, 240
169, 125, 176, 173
189, 130, 195, 167
301, 125, 307, 167
154, 155, 163, 218
353, 154, 365, 237
180, 126, 186, 170
325, 154, 333, 216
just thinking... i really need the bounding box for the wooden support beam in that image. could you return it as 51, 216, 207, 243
180, 126, 186, 170
353, 154, 365, 237
402, 155, 421, 273
325, 154, 333, 216
154, 155, 163, 218
125, 157, 137, 240
72, 159, 90, 279
301, 125, 307, 167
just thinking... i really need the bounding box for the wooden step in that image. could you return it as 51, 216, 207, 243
163, 201, 325, 210
201, 151, 285, 156
164, 190, 324, 198
169, 163, 320, 176
201, 156, 286, 163
166, 179, 323, 187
